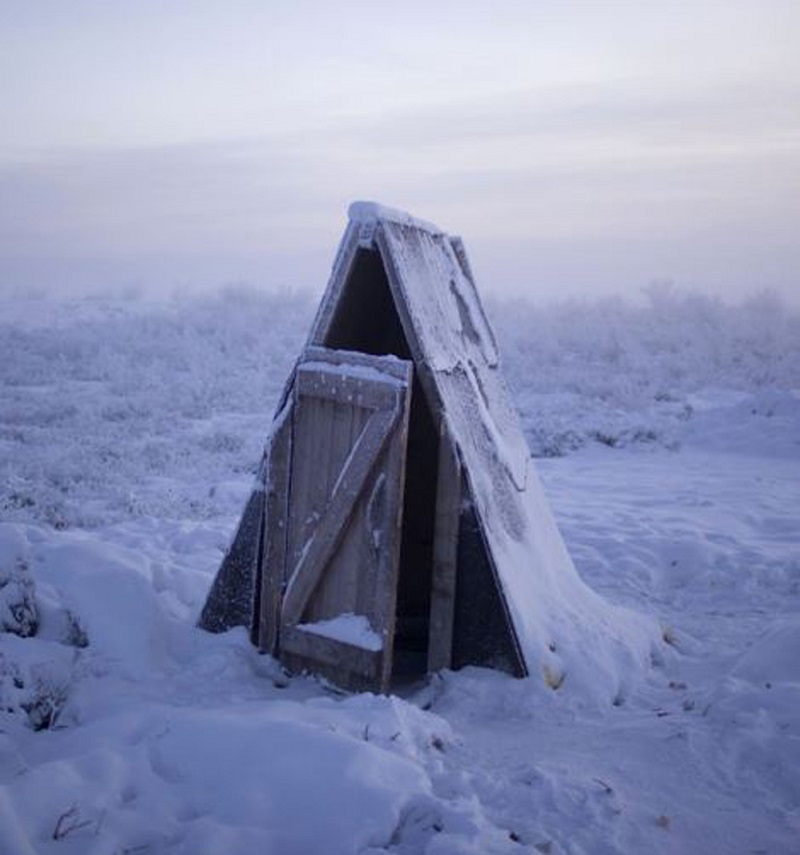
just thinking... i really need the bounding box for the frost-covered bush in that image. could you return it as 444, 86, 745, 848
0, 558, 39, 637
20, 663, 73, 731
490, 286, 800, 455
1, 285, 798, 526
0, 653, 77, 731
0, 531, 89, 731
494, 286, 800, 399
0, 287, 313, 527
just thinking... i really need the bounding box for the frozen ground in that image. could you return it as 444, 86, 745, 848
1, 286, 798, 854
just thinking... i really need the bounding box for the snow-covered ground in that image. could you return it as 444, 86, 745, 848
1, 287, 798, 854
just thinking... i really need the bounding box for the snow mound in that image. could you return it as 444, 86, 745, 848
705, 616, 800, 813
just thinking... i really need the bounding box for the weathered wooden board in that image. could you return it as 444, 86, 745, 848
197, 463, 265, 635
302, 344, 411, 382
451, 498, 525, 676
281, 626, 381, 681
427, 426, 462, 672
281, 405, 398, 621
256, 401, 293, 654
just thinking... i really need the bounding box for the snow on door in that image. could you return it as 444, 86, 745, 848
277, 347, 412, 692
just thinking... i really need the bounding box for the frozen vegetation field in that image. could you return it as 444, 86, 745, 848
1, 286, 799, 854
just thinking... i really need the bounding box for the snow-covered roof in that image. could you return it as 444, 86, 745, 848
347, 200, 443, 236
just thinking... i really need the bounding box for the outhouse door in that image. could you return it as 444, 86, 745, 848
263, 346, 413, 692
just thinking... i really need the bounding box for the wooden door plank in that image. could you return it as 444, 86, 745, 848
303, 345, 411, 382
427, 425, 462, 672
281, 404, 400, 624
257, 402, 293, 654
308, 398, 367, 622
370, 390, 412, 690
296, 367, 403, 410
286, 394, 350, 583
281, 625, 381, 681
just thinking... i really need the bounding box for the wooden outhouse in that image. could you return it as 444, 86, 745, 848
200, 202, 643, 694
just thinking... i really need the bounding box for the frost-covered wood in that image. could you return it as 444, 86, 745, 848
256, 402, 292, 654
426, 426, 461, 672
281, 625, 382, 684
267, 349, 412, 691
197, 463, 265, 635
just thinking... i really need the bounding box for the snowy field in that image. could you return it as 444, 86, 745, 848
1, 286, 799, 854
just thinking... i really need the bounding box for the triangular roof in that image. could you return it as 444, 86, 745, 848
310, 203, 657, 695
201, 202, 657, 703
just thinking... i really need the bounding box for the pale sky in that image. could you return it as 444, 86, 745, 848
1, 0, 799, 303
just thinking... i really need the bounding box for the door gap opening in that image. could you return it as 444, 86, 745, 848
320, 248, 439, 684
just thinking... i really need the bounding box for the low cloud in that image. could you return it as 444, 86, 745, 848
1, 78, 798, 301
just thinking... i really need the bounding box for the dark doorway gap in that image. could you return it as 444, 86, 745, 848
321, 249, 439, 681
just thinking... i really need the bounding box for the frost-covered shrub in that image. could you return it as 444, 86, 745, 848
64, 610, 89, 649
490, 287, 800, 455
1, 285, 798, 528
0, 287, 313, 527
21, 667, 73, 731
492, 287, 800, 402
0, 558, 39, 637
0, 655, 76, 731
0, 530, 89, 731
0, 655, 25, 713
